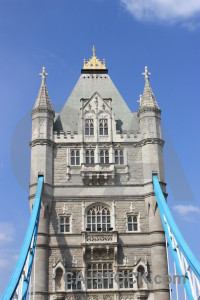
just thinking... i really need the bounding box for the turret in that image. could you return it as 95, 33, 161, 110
138, 67, 170, 299
30, 67, 54, 300
30, 67, 55, 185
138, 66, 164, 183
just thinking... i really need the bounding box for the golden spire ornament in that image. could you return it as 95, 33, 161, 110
83, 46, 106, 70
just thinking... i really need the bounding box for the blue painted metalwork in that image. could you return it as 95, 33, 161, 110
1, 176, 43, 300
153, 174, 200, 300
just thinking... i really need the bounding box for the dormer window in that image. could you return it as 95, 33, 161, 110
85, 119, 94, 136
71, 150, 80, 165
99, 119, 108, 135
100, 150, 109, 164
115, 150, 124, 165
86, 150, 95, 164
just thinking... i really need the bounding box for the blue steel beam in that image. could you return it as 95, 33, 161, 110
153, 174, 200, 300
1, 176, 43, 300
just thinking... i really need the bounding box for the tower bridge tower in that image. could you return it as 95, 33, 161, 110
30, 48, 170, 300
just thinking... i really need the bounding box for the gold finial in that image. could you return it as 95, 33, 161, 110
83, 46, 106, 70
92, 45, 96, 57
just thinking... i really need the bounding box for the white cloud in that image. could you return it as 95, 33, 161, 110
173, 205, 200, 222
120, 0, 200, 28
0, 222, 15, 244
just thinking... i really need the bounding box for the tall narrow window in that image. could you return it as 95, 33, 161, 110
60, 216, 70, 233
71, 150, 80, 165
115, 150, 124, 165
137, 266, 145, 288
87, 205, 111, 232
127, 215, 138, 232
85, 119, 94, 136
86, 150, 95, 164
100, 150, 109, 164
87, 263, 113, 289
99, 119, 108, 135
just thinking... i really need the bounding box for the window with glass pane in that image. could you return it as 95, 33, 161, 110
86, 150, 95, 164
85, 119, 94, 136
67, 272, 81, 290
115, 149, 124, 165
60, 216, 70, 233
100, 150, 109, 164
87, 205, 111, 232
127, 215, 138, 232
87, 263, 113, 289
119, 270, 134, 289
99, 119, 108, 135
71, 150, 80, 165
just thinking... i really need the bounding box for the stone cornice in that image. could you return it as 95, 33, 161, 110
139, 138, 164, 147
137, 106, 161, 115
29, 139, 55, 147
31, 107, 55, 117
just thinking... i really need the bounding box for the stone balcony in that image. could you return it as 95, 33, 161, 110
82, 231, 118, 261
82, 231, 118, 245
81, 163, 115, 184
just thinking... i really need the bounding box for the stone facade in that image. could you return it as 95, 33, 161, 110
29, 55, 170, 300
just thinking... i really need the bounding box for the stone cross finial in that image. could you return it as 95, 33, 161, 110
142, 66, 151, 81
92, 45, 96, 57
39, 66, 48, 81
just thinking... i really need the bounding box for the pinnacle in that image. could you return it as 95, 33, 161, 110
140, 66, 159, 110
33, 67, 54, 112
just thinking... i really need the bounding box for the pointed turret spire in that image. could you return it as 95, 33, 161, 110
33, 67, 54, 112
140, 66, 159, 110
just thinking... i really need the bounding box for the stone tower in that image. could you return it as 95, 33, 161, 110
30, 48, 170, 300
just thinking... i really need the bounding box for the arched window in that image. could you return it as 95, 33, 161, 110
100, 150, 109, 164
137, 265, 145, 289
55, 268, 64, 291
115, 150, 124, 165
86, 150, 95, 164
87, 263, 113, 289
87, 205, 111, 231
85, 119, 94, 136
99, 119, 108, 135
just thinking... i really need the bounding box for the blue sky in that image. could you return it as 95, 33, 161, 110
0, 0, 200, 297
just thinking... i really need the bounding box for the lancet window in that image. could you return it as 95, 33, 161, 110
86, 150, 95, 164
85, 119, 94, 136
99, 119, 108, 135
115, 150, 124, 165
100, 150, 109, 164
71, 150, 80, 165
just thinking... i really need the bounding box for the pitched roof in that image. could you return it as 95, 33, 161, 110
140, 66, 159, 109
54, 73, 139, 133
